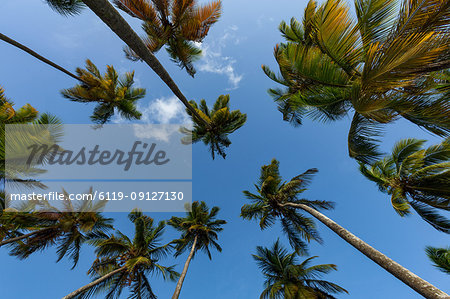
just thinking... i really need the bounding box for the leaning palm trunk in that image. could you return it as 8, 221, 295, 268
0, 227, 53, 247
0, 33, 82, 81
81, 0, 209, 128
172, 235, 198, 299
283, 203, 449, 299
62, 266, 127, 299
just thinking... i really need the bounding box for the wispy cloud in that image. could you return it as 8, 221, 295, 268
256, 14, 275, 28
196, 26, 244, 90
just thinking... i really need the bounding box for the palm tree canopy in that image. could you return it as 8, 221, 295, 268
253, 240, 348, 299
61, 59, 145, 124
3, 189, 113, 268
77, 210, 178, 298
263, 0, 450, 163
426, 246, 450, 275
168, 201, 226, 259
359, 138, 450, 233
241, 159, 334, 253
180, 94, 247, 159
114, 0, 222, 77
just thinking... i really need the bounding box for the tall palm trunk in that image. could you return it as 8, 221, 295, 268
62, 266, 127, 299
81, 0, 209, 128
172, 235, 198, 299
0, 227, 53, 247
283, 202, 449, 299
0, 33, 81, 81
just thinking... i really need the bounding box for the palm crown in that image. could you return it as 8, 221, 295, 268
253, 239, 348, 299
263, 0, 450, 163
61, 59, 145, 124
241, 159, 334, 253
180, 95, 247, 159
80, 210, 178, 298
115, 0, 222, 77
3, 189, 113, 268
359, 138, 450, 233
168, 201, 226, 259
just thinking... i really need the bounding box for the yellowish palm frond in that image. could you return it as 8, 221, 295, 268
182, 0, 222, 41
313, 0, 362, 76
303, 0, 318, 44
152, 0, 170, 19
114, 0, 158, 23
394, 0, 450, 35
355, 0, 397, 49
172, 0, 195, 25
363, 31, 447, 92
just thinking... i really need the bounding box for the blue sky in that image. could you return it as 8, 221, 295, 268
0, 0, 449, 298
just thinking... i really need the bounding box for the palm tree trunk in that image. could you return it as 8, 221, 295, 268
81, 0, 209, 128
172, 235, 198, 299
283, 203, 449, 299
62, 266, 127, 299
0, 33, 82, 82
0, 227, 53, 247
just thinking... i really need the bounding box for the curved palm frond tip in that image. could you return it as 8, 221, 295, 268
263, 0, 450, 163
44, 0, 85, 16
63, 209, 178, 299
426, 246, 450, 275
241, 159, 334, 253
114, 0, 222, 77
254, 240, 348, 299
61, 59, 145, 124
168, 201, 226, 299
359, 138, 450, 233
181, 95, 247, 159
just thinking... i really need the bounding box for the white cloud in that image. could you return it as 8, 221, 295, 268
140, 96, 191, 124
113, 96, 190, 125
196, 26, 244, 90
112, 96, 192, 142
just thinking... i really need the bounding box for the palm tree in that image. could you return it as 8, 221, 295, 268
61, 59, 145, 124
241, 159, 448, 299
253, 239, 347, 299
80, 0, 210, 128
180, 95, 247, 159
168, 201, 226, 299
0, 188, 113, 269
114, 0, 222, 77
0, 35, 145, 123
426, 246, 450, 275
63, 210, 178, 299
54, 0, 246, 157
0, 87, 64, 242
241, 159, 331, 253
263, 0, 450, 163
359, 138, 450, 233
